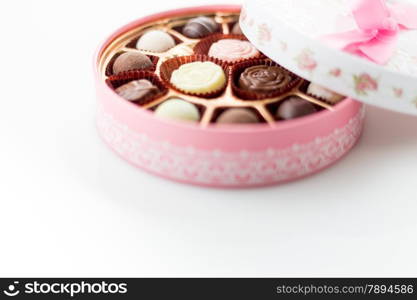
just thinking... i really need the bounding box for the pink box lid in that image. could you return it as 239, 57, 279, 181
241, 0, 417, 116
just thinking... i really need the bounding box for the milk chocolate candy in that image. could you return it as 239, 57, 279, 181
217, 108, 260, 124
276, 96, 317, 120
182, 17, 218, 38
112, 52, 153, 74
239, 65, 292, 93
115, 79, 159, 103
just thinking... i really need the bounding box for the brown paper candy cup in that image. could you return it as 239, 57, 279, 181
159, 54, 229, 98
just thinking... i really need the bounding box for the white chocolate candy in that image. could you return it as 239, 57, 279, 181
208, 39, 259, 63
307, 83, 345, 104
136, 30, 176, 52
154, 98, 200, 122
170, 61, 226, 94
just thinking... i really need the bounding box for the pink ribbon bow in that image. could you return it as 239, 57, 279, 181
322, 0, 417, 65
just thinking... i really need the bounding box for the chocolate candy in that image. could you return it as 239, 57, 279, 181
307, 83, 345, 104
276, 97, 317, 120
115, 79, 159, 103
154, 98, 200, 122
112, 52, 153, 74
182, 17, 218, 38
136, 30, 176, 52
217, 108, 260, 124
208, 39, 259, 63
170, 61, 226, 94
231, 23, 243, 35
238, 65, 292, 93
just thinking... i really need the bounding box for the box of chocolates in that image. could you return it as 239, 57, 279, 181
94, 4, 365, 187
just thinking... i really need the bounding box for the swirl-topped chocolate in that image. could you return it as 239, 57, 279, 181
208, 39, 259, 63
238, 65, 292, 93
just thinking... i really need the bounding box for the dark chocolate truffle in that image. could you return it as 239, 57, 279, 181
238, 65, 292, 93
276, 97, 317, 120
115, 79, 159, 103
231, 23, 243, 35
217, 108, 260, 124
182, 16, 218, 38
112, 52, 153, 74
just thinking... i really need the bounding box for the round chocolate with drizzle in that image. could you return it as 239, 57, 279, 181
182, 17, 218, 39
238, 65, 292, 93
115, 79, 159, 103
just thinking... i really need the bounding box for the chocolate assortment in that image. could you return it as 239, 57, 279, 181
100, 11, 346, 126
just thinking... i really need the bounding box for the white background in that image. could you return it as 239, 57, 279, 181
1, 0, 417, 277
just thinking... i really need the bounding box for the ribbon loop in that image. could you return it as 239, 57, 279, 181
353, 0, 390, 30
322, 0, 417, 65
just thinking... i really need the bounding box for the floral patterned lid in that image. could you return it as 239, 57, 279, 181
240, 0, 417, 116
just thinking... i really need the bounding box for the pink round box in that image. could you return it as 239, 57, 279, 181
94, 5, 365, 188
